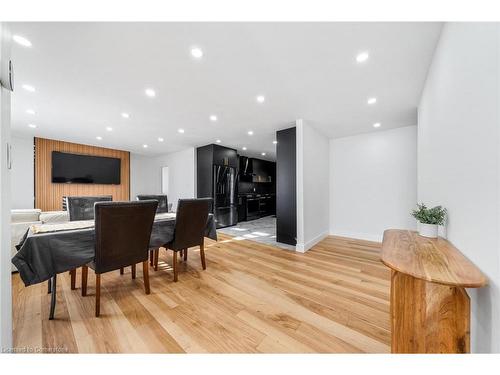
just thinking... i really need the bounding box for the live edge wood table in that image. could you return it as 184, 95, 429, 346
381, 229, 487, 353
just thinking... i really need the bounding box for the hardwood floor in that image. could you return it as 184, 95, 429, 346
12, 234, 391, 353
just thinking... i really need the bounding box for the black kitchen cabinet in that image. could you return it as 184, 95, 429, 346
251, 159, 264, 182
213, 145, 238, 168
270, 194, 276, 215
237, 195, 247, 221
276, 127, 297, 245
238, 156, 274, 183
248, 158, 273, 183
237, 193, 275, 222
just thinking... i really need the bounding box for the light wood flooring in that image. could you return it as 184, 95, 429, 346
12, 234, 391, 353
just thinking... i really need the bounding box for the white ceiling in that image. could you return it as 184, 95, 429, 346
9, 22, 442, 160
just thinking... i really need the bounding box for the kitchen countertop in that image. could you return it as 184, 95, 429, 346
238, 193, 275, 197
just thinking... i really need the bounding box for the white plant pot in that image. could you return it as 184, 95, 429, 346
418, 222, 438, 238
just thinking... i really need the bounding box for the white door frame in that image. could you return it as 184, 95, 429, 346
0, 22, 13, 351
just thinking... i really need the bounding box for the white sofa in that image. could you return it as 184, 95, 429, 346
11, 209, 69, 271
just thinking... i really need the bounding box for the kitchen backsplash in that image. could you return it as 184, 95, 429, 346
238, 181, 275, 194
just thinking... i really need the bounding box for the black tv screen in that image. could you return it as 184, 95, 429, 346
52, 151, 121, 184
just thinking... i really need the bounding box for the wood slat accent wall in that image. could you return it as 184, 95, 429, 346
35, 137, 130, 211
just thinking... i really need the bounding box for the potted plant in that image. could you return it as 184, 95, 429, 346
411, 203, 447, 238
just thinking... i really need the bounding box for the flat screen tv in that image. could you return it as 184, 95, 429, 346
51, 151, 121, 184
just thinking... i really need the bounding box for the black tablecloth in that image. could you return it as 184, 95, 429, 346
12, 214, 217, 287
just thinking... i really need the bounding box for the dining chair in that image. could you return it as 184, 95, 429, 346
81, 200, 158, 317
137, 195, 170, 267
136, 194, 169, 213
153, 198, 211, 282
66, 195, 114, 288
67, 195, 113, 221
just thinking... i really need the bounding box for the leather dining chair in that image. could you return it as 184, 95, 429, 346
81, 200, 158, 317
67, 195, 113, 221
66, 195, 113, 289
136, 195, 169, 267
153, 198, 211, 282
136, 194, 169, 213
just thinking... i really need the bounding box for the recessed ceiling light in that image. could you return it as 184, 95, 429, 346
26, 109, 35, 115
13, 35, 32, 47
22, 84, 35, 92
145, 88, 156, 97
373, 122, 381, 128
216, 139, 221, 143
28, 124, 37, 129
191, 47, 203, 59
209, 115, 217, 122
242, 147, 247, 151
261, 152, 266, 156
256, 95, 265, 103
367, 97, 377, 105
158, 137, 164, 142
96, 136, 102, 140
178, 128, 185, 134
247, 130, 254, 136
106, 126, 113, 132
121, 113, 130, 118
272, 140, 278, 144
356, 51, 369, 63
143, 144, 148, 148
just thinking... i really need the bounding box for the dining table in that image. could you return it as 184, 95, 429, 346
12, 212, 217, 319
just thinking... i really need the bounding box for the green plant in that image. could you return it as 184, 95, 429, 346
411, 203, 447, 225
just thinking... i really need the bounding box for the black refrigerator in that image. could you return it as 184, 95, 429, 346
197, 144, 239, 229
213, 165, 238, 228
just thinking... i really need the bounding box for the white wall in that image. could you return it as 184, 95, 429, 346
130, 147, 196, 211
418, 23, 500, 353
10, 136, 34, 209
130, 153, 161, 200
0, 21, 13, 350
296, 119, 330, 252
153, 148, 196, 211
330, 126, 417, 242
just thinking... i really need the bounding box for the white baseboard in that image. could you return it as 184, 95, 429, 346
329, 230, 382, 243
296, 231, 329, 253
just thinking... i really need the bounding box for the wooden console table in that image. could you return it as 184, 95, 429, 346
381, 229, 487, 353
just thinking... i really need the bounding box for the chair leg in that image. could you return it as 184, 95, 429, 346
47, 278, 52, 294
183, 248, 188, 261
49, 275, 57, 320
120, 267, 124, 275
70, 269, 76, 290
149, 250, 154, 266
173, 250, 178, 282
81, 265, 88, 296
95, 274, 101, 317
154, 249, 159, 271
200, 240, 206, 270
131, 263, 136, 279
143, 261, 150, 295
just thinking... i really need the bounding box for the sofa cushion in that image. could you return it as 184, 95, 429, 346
11, 209, 41, 223
40, 210, 70, 224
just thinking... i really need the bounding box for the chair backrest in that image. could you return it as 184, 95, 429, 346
94, 200, 158, 274
170, 198, 212, 250
137, 195, 169, 213
67, 196, 113, 221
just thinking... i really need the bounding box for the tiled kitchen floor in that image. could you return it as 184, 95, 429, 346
217, 216, 296, 251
